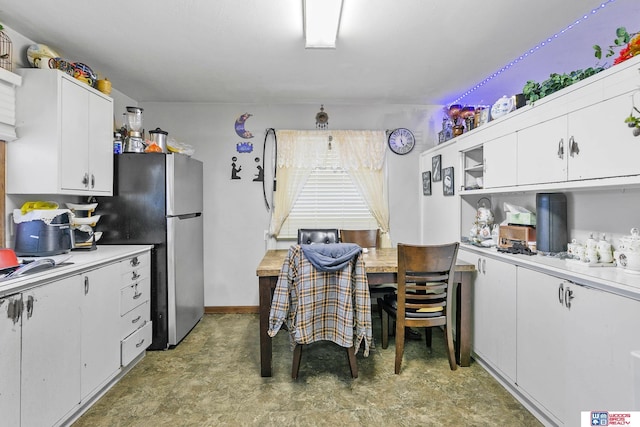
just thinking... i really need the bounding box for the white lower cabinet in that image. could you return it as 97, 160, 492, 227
119, 252, 152, 366
21, 276, 82, 427
458, 249, 517, 382
563, 282, 640, 425
0, 294, 22, 427
517, 267, 640, 426
516, 267, 566, 425
0, 249, 152, 427
81, 263, 121, 400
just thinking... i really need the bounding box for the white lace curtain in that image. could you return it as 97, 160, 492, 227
269, 129, 391, 247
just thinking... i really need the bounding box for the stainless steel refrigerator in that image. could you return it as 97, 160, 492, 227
97, 153, 204, 350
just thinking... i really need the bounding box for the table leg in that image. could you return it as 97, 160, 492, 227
455, 271, 472, 367
259, 276, 275, 377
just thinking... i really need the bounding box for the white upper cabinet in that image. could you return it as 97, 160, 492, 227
517, 91, 640, 186
7, 69, 113, 195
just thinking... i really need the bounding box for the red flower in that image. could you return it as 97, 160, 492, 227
614, 34, 640, 65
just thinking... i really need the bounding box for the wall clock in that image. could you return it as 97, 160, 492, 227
388, 128, 415, 155
315, 104, 329, 129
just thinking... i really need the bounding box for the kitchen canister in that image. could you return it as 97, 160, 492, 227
148, 128, 168, 153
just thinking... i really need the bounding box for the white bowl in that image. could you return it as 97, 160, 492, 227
71, 215, 101, 226
66, 202, 98, 211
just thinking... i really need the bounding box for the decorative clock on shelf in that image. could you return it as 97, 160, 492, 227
387, 128, 415, 155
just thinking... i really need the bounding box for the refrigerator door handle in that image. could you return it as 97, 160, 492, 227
168, 212, 201, 220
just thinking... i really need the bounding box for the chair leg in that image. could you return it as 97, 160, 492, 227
425, 327, 433, 349
394, 322, 405, 374
381, 310, 389, 349
292, 344, 303, 379
444, 325, 457, 371
346, 346, 358, 378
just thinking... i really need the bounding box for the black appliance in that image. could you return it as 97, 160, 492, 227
536, 193, 568, 254
97, 153, 204, 350
14, 211, 73, 256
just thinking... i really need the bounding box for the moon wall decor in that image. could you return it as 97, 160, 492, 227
235, 113, 254, 139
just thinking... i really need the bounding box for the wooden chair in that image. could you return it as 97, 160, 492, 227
297, 228, 339, 244
339, 229, 396, 314
284, 244, 367, 379
378, 242, 459, 373
339, 229, 381, 249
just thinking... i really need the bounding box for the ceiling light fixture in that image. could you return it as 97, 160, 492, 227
303, 0, 343, 49
448, 0, 616, 105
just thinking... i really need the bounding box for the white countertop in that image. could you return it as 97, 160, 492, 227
0, 244, 153, 298
461, 243, 640, 301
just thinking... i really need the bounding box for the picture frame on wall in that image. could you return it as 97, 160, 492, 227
432, 155, 442, 182
422, 171, 431, 196
443, 166, 454, 196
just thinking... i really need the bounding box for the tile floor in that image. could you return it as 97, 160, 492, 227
73, 314, 542, 426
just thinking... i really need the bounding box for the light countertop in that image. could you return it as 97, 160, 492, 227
0, 244, 153, 298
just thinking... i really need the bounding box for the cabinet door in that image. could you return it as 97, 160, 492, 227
21, 276, 82, 427
0, 295, 21, 427
81, 263, 121, 399
88, 93, 114, 193
472, 256, 517, 382
483, 133, 517, 189
456, 250, 517, 381
516, 267, 566, 425
517, 115, 568, 185
563, 284, 640, 426
568, 93, 640, 181
60, 78, 90, 192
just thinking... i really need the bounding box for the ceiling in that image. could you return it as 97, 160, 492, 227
0, 0, 638, 106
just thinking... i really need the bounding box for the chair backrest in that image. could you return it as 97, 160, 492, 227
396, 242, 459, 322
339, 229, 381, 249
297, 229, 339, 244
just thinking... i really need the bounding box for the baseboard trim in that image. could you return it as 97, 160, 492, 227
205, 306, 259, 314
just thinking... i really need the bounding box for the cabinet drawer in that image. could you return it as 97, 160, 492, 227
119, 277, 150, 315
121, 320, 152, 366
120, 252, 150, 276
120, 300, 150, 340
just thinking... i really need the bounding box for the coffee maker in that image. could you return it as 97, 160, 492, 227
123, 106, 145, 153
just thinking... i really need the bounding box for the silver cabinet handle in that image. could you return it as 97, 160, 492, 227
569, 136, 580, 157
136, 338, 146, 348
26, 295, 34, 319
565, 287, 574, 309
84, 276, 89, 295
477, 258, 481, 272
557, 138, 564, 159
132, 315, 142, 324
130, 257, 140, 267
91, 174, 95, 188
131, 271, 141, 281
558, 283, 564, 305
133, 284, 142, 300
482, 259, 486, 275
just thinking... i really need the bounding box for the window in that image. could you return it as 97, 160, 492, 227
278, 150, 379, 239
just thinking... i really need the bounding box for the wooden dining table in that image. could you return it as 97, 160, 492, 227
256, 247, 475, 377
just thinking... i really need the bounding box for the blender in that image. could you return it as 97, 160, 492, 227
123, 106, 145, 153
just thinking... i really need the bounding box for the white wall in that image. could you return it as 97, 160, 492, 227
140, 102, 441, 307
3, 22, 444, 307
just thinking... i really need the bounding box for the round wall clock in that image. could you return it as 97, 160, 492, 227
315, 105, 329, 129
388, 128, 415, 155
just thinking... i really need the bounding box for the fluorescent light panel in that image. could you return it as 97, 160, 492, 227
304, 0, 343, 49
